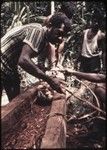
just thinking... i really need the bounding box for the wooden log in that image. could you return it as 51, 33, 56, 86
1, 80, 67, 149
41, 93, 66, 148
1, 85, 39, 137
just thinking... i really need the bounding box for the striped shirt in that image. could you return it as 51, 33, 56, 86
1, 23, 47, 76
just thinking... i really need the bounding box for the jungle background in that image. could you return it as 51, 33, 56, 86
1, 1, 106, 149
1, 1, 106, 87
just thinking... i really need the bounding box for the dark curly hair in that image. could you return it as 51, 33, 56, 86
61, 2, 74, 19
49, 12, 71, 32
91, 22, 99, 33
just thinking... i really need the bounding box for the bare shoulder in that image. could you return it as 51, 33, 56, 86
44, 15, 53, 26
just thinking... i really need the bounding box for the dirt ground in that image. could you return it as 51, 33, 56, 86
1, 81, 106, 149
65, 80, 106, 149
2, 101, 51, 149
66, 119, 106, 149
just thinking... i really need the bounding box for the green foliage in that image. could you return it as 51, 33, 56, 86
1, 1, 50, 36
1, 1, 106, 70
1, 1, 106, 35
60, 1, 106, 70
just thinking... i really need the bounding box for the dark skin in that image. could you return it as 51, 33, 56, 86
1, 21, 69, 102
1, 74, 20, 101
18, 23, 68, 94
76, 27, 105, 70
64, 69, 106, 103
65, 71, 105, 83
43, 14, 70, 68
18, 44, 63, 93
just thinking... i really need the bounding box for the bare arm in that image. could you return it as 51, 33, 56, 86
43, 15, 52, 27
18, 44, 50, 81
65, 69, 105, 83
18, 44, 63, 93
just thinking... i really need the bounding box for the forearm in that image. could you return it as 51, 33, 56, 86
71, 71, 105, 83
18, 57, 52, 83
19, 57, 64, 93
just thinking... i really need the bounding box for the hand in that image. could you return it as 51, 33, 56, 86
64, 68, 73, 76
48, 77, 64, 93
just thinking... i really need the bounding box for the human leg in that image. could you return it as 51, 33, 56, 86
0, 82, 3, 105
89, 56, 101, 73
3, 72, 20, 101
80, 56, 101, 73
80, 56, 90, 72
94, 83, 106, 109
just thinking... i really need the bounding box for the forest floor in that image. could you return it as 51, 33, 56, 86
2, 99, 51, 149
66, 80, 106, 149
66, 116, 106, 149
1, 77, 106, 149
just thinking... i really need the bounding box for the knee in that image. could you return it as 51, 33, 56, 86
94, 85, 105, 102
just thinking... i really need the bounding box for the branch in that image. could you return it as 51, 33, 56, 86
72, 76, 101, 111
63, 86, 106, 115
52, 68, 101, 113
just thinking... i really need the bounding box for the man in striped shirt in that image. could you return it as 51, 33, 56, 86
1, 12, 71, 101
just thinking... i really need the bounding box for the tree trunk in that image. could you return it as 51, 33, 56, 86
51, 1, 55, 15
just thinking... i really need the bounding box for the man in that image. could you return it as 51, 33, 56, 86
43, 2, 74, 26
79, 22, 105, 73
42, 2, 74, 68
1, 12, 71, 101
64, 69, 106, 103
